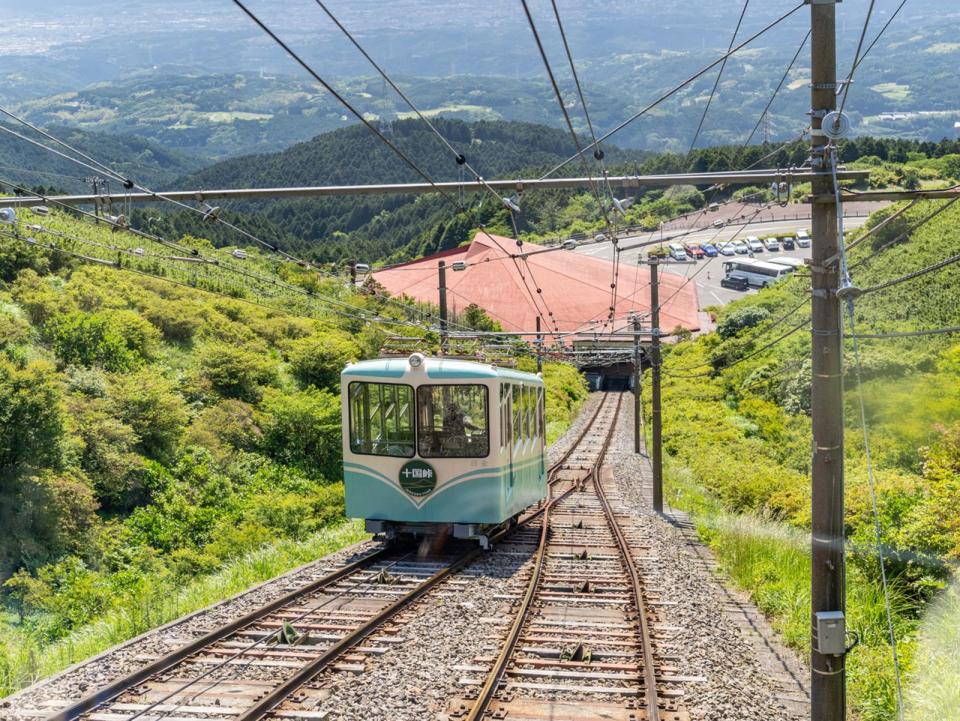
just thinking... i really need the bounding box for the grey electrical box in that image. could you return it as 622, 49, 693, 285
815, 611, 846, 655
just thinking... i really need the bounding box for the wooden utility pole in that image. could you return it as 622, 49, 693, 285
809, 2, 846, 720
347, 259, 357, 286
438, 260, 448, 355
633, 313, 642, 455
648, 259, 663, 513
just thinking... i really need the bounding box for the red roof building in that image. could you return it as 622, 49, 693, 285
373, 232, 700, 340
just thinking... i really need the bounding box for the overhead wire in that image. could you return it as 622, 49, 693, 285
740, 29, 811, 150
540, 1, 806, 179
688, 0, 751, 155
836, 0, 877, 123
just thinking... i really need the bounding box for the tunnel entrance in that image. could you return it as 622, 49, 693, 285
581, 359, 646, 392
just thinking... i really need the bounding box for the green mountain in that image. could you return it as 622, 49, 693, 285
0, 121, 205, 193
152, 118, 648, 263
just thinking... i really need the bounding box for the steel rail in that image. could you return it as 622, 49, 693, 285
591, 394, 662, 721
43, 546, 394, 721
232, 397, 611, 721
0, 170, 869, 207
45, 393, 613, 721
463, 392, 622, 721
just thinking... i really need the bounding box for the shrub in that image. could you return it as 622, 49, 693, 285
717, 306, 770, 339
109, 370, 189, 463
258, 387, 341, 481
197, 342, 278, 402
49, 310, 159, 371
287, 331, 361, 390
183, 399, 262, 460
0, 358, 64, 472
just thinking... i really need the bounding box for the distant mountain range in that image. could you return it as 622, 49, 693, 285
1, 1, 957, 161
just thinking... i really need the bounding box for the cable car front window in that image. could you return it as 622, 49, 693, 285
348, 382, 415, 458
417, 385, 489, 458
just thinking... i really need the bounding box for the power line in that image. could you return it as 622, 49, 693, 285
859, 249, 960, 295
741, 29, 811, 149
231, 0, 461, 213
540, 1, 806, 179
852, 325, 960, 339
688, 0, 750, 154
519, 0, 613, 233
836, 0, 877, 122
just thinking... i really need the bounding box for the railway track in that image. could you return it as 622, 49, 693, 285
39, 395, 618, 721
449, 393, 688, 721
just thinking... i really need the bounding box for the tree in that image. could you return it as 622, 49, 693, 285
0, 358, 64, 474
463, 304, 503, 332
110, 370, 189, 463
2, 569, 46, 623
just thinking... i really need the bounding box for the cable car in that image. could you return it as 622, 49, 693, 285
341, 354, 546, 546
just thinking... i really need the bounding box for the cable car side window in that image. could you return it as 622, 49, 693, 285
348, 382, 415, 458
417, 384, 490, 458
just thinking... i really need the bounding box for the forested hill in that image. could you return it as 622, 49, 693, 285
0, 122, 205, 193
178, 118, 638, 187
157, 119, 647, 263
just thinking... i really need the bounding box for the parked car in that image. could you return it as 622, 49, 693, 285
685, 243, 706, 259
747, 238, 765, 253
712, 219, 725, 228
701, 243, 718, 257
668, 242, 687, 261
732, 240, 750, 255
718, 242, 737, 256
720, 274, 750, 291
764, 237, 780, 251
781, 236, 795, 250
796, 229, 811, 248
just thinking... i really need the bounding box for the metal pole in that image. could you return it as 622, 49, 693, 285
649, 259, 663, 513
536, 316, 543, 374
633, 314, 641, 455
0, 170, 870, 207
809, 2, 845, 720
438, 260, 448, 355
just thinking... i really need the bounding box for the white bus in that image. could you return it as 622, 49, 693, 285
722, 259, 791, 287
767, 256, 804, 273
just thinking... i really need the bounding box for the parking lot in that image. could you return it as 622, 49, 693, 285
576, 216, 872, 309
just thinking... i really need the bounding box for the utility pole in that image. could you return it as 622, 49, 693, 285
438, 260, 448, 355
809, 2, 846, 720
648, 258, 663, 513
633, 313, 642, 455
536, 316, 543, 374
347, 259, 357, 286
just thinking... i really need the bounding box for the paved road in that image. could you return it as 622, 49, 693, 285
576, 216, 872, 309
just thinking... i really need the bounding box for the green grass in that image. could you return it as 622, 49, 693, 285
0, 521, 367, 697
905, 580, 960, 720
664, 458, 917, 721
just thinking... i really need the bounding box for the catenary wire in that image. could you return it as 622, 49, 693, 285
540, 1, 806, 179
688, 0, 750, 154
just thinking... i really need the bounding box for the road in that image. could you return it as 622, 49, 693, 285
576, 215, 872, 309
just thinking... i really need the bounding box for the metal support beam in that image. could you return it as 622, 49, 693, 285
0, 170, 869, 207
633, 314, 642, 455
809, 2, 846, 720
648, 259, 663, 513
536, 316, 543, 374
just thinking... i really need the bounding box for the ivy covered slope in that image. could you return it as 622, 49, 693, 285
651, 199, 960, 720
0, 208, 588, 694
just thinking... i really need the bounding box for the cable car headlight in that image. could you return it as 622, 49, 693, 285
408, 352, 424, 368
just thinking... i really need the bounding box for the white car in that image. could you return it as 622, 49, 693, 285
718, 242, 737, 256
747, 238, 764, 253
796, 229, 811, 248
764, 237, 780, 251
732, 239, 750, 255
668, 242, 687, 261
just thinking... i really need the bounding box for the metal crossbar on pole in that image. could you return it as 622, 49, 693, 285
0, 170, 869, 208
